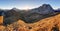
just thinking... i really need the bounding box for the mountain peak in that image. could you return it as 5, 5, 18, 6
39, 4, 53, 9
11, 8, 21, 12
11, 8, 19, 10
37, 4, 54, 14
42, 4, 50, 6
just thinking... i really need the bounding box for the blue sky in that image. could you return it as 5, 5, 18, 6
0, 0, 60, 9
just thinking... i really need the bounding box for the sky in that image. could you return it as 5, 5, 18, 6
0, 0, 60, 10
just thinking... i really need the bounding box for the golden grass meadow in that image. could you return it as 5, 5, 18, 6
0, 14, 60, 31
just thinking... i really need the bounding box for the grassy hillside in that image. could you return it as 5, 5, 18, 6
0, 14, 60, 31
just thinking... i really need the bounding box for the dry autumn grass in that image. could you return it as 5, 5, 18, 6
0, 14, 60, 31
0, 16, 3, 24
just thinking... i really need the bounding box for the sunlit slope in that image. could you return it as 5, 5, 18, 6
4, 14, 60, 31
28, 14, 60, 31
0, 16, 3, 24
17, 14, 60, 31
0, 16, 4, 31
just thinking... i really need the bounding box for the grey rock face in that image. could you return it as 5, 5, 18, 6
23, 4, 56, 23
30, 4, 54, 14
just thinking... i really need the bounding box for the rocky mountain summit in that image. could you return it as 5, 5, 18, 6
28, 4, 54, 14
22, 4, 57, 23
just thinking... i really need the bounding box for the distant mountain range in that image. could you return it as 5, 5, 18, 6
0, 4, 60, 25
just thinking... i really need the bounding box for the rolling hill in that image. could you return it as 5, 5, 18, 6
2, 13, 60, 31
